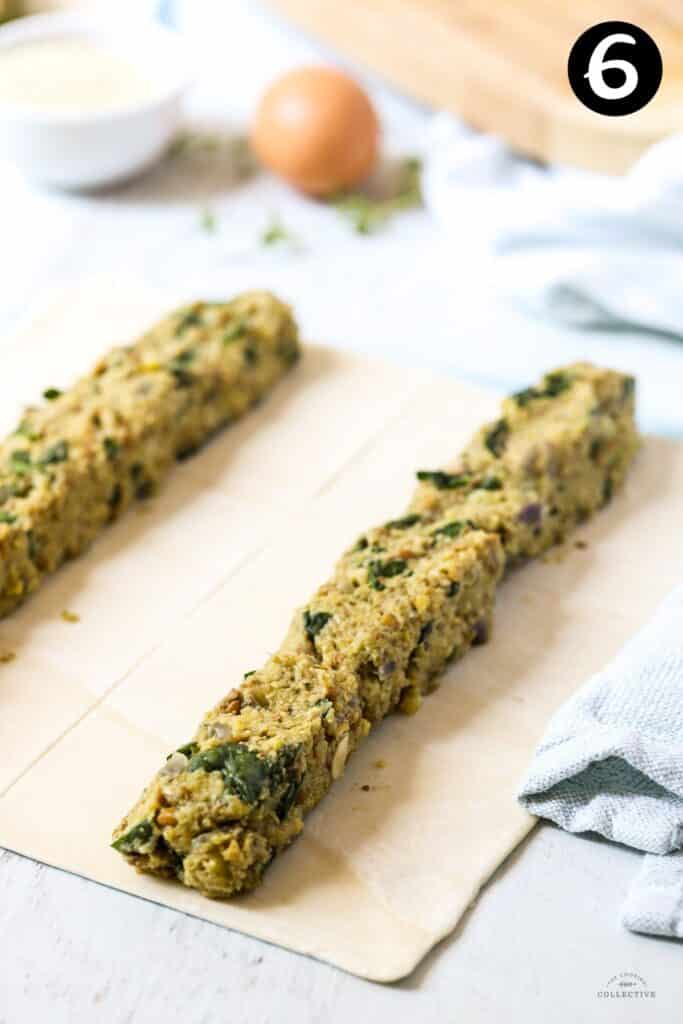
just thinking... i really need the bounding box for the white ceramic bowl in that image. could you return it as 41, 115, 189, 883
0, 12, 192, 190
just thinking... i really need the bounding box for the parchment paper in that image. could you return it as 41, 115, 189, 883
1, 278, 681, 982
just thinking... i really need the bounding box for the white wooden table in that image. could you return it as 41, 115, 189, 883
1, 4, 682, 1021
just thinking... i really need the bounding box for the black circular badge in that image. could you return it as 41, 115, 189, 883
568, 21, 662, 116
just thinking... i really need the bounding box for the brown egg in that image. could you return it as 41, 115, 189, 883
251, 66, 380, 197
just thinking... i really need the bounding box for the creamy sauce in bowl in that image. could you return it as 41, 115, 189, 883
0, 37, 161, 114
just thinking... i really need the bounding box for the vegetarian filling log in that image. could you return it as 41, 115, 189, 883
0, 292, 299, 617
410, 363, 639, 563
113, 362, 638, 898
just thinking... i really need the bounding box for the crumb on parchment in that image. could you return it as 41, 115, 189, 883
0, 651, 16, 664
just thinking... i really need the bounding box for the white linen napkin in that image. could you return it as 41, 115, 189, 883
423, 114, 683, 340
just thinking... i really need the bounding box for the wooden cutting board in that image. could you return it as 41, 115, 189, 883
269, 0, 683, 173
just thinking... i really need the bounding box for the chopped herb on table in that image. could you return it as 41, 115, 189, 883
261, 215, 297, 247
168, 132, 256, 181
331, 157, 423, 235
43, 387, 62, 401
199, 204, 218, 233
61, 609, 80, 623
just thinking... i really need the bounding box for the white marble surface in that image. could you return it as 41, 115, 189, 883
1, 3, 682, 1021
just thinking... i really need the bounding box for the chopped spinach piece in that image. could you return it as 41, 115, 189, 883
543, 372, 571, 397
416, 470, 471, 489
243, 670, 256, 679
367, 558, 408, 590
484, 419, 509, 457
355, 536, 369, 551
10, 450, 31, 475
512, 372, 572, 406
135, 479, 154, 500
417, 621, 433, 645
0, 510, 16, 524
176, 742, 199, 758
175, 443, 201, 461
602, 477, 614, 504
331, 157, 422, 235
303, 610, 332, 642
168, 349, 196, 388
39, 441, 69, 465
367, 562, 384, 591
278, 336, 299, 366
243, 343, 259, 366
108, 483, 122, 510
477, 476, 502, 491
275, 778, 300, 821
448, 580, 461, 597
223, 746, 271, 805
189, 742, 269, 805
385, 513, 421, 530
27, 531, 38, 560
111, 819, 154, 854
175, 310, 202, 335
130, 463, 154, 499
432, 520, 466, 539
223, 320, 247, 344
11, 477, 31, 498
103, 437, 119, 462
511, 386, 540, 407
43, 387, 62, 401
15, 420, 40, 441
269, 746, 301, 820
